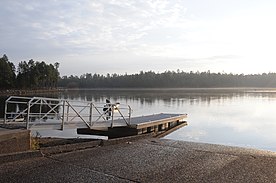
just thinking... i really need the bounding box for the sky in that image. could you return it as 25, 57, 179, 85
1, 0, 276, 76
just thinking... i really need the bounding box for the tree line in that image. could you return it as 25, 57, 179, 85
2, 53, 276, 89
58, 70, 276, 88
0, 54, 60, 89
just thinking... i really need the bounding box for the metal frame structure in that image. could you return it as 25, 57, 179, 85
4, 96, 132, 130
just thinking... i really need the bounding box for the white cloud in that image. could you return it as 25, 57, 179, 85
1, 0, 189, 56
1, 0, 276, 75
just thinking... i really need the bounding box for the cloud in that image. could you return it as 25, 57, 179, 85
0, 0, 190, 58
1, 0, 276, 75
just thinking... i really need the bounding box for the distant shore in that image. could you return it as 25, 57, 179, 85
0, 88, 64, 96
2, 87, 276, 97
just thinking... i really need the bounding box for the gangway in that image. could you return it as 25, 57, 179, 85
4, 96, 132, 130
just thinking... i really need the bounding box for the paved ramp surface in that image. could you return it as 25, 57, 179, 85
1, 138, 276, 182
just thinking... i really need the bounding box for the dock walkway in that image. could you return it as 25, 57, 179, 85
1, 113, 187, 140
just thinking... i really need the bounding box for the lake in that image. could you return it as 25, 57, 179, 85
1, 88, 276, 151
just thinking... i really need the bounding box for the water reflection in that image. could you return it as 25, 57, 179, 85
1, 88, 276, 151
57, 88, 276, 106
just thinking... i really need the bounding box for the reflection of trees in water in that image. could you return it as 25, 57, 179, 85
2, 89, 276, 118
56, 89, 276, 106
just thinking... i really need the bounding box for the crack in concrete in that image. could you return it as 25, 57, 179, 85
45, 156, 140, 183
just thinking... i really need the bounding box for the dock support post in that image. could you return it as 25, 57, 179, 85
154, 125, 158, 132
165, 123, 169, 130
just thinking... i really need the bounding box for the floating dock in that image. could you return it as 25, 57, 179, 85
1, 113, 188, 139
78, 113, 187, 138
2, 96, 188, 139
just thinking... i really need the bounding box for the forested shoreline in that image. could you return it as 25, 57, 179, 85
59, 71, 276, 88
2, 54, 276, 89
0, 54, 59, 89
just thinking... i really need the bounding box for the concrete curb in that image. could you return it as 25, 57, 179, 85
101, 133, 153, 146
40, 140, 102, 156
0, 133, 154, 163
42, 133, 153, 156
0, 129, 31, 154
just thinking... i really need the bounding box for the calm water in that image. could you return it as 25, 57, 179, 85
1, 88, 276, 151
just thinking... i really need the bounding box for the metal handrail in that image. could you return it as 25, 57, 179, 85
4, 96, 132, 130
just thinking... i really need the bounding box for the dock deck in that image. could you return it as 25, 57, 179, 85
1, 113, 187, 139
78, 113, 188, 138
129, 113, 187, 128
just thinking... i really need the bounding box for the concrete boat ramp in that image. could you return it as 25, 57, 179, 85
1, 137, 276, 182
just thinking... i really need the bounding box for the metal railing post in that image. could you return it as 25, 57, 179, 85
66, 103, 70, 121
39, 99, 42, 120
4, 100, 8, 124
61, 100, 66, 130
26, 101, 31, 129
89, 103, 93, 126
4, 96, 13, 124
128, 105, 131, 125
111, 105, 114, 128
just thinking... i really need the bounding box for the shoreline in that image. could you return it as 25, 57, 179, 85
1, 87, 276, 96
0, 88, 64, 96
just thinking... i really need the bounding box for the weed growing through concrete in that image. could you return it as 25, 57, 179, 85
31, 132, 41, 150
